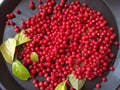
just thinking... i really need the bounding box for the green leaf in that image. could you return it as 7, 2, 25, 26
68, 73, 86, 90
12, 60, 30, 80
15, 30, 30, 46
30, 52, 39, 62
0, 38, 16, 64
55, 81, 67, 90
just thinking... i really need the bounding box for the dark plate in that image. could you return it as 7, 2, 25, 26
0, 0, 120, 90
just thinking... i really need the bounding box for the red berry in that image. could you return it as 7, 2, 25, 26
110, 53, 115, 58
34, 83, 39, 88
9, 13, 15, 18
15, 9, 21, 14
96, 83, 101, 89
102, 77, 107, 82
38, 0, 42, 4
33, 79, 38, 84
6, 14, 9, 17
109, 66, 114, 71
14, 25, 20, 33
39, 81, 44, 87
29, 1, 35, 9
21, 21, 27, 29
6, 21, 10, 25
6, 14, 10, 19
114, 41, 119, 46
9, 21, 15, 26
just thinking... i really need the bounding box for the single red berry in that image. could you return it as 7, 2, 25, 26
14, 28, 20, 33
6, 14, 11, 19
33, 79, 38, 84
38, 0, 42, 4
39, 81, 44, 87
34, 83, 39, 88
9, 21, 15, 26
15, 9, 21, 14
21, 20, 27, 29
5, 21, 10, 25
109, 66, 114, 71
114, 41, 119, 46
102, 77, 107, 82
9, 13, 15, 18
96, 83, 101, 89
29, 1, 35, 9
14, 25, 20, 33
110, 53, 115, 58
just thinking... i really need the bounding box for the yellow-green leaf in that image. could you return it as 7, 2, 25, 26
15, 30, 30, 46
30, 52, 39, 62
12, 60, 30, 80
68, 73, 86, 90
55, 81, 67, 90
0, 38, 16, 64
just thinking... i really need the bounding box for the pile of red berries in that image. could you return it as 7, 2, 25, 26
6, 0, 119, 90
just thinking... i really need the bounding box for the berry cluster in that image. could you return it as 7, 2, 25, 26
6, 0, 119, 90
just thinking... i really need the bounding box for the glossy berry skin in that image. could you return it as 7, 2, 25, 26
6, 14, 11, 19
29, 1, 35, 9
38, 0, 42, 4
15, 9, 21, 14
96, 83, 101, 89
102, 77, 107, 82
114, 41, 119, 46
14, 25, 20, 33
9, 13, 15, 18
109, 66, 115, 71
6, 13, 15, 19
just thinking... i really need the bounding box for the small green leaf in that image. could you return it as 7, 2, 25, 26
0, 38, 16, 64
12, 60, 30, 80
30, 52, 39, 62
55, 81, 67, 90
15, 30, 31, 46
68, 73, 86, 90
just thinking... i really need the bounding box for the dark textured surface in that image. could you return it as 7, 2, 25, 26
0, 0, 120, 90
